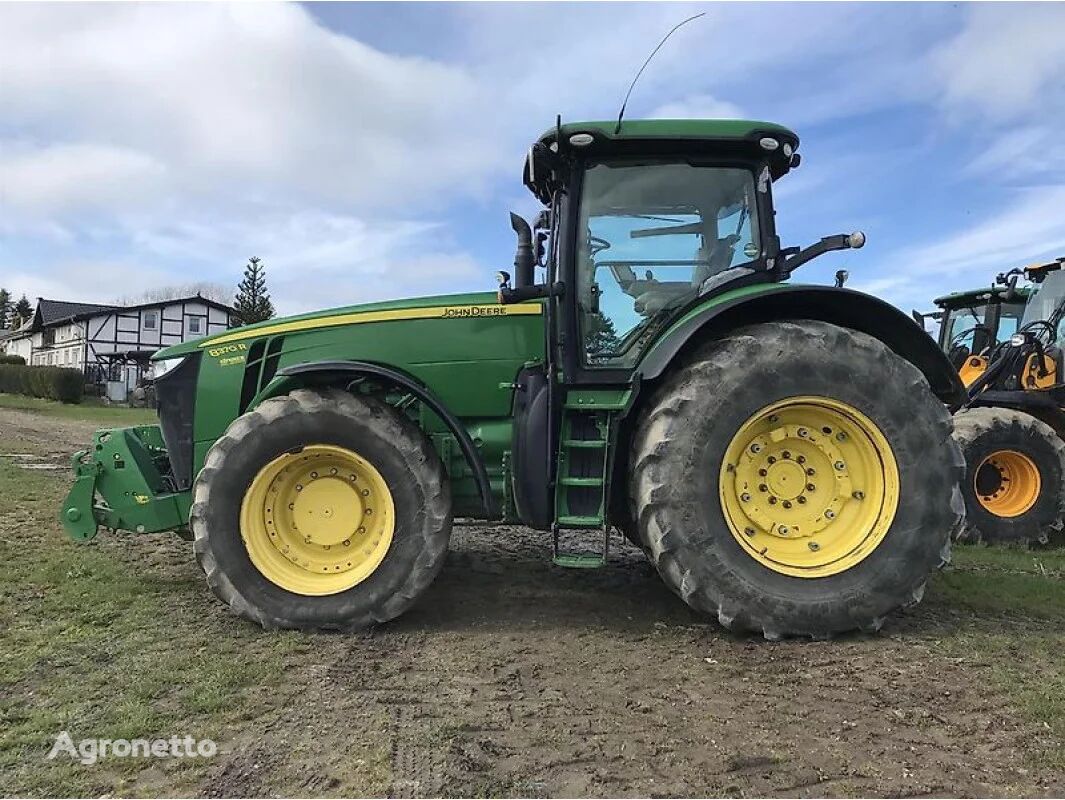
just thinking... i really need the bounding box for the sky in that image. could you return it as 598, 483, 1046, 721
2, 2, 1065, 317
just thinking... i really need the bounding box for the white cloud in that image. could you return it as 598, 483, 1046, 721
934, 4, 1065, 120
0, 142, 167, 216
650, 94, 744, 121
0, 4, 500, 215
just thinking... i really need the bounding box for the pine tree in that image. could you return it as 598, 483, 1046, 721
585, 310, 621, 362
233, 257, 275, 325
13, 295, 32, 328
0, 289, 10, 330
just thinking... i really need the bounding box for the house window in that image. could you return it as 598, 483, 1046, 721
144, 310, 158, 330
188, 317, 202, 334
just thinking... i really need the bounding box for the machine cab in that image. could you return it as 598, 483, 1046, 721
504, 120, 801, 535
515, 119, 800, 386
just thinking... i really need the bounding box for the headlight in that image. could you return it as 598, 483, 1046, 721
148, 356, 187, 381
1010, 333, 1027, 347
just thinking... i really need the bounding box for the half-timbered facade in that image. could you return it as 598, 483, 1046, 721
0, 296, 236, 398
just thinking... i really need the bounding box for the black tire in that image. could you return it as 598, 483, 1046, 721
630, 320, 963, 639
190, 388, 452, 630
953, 407, 1065, 545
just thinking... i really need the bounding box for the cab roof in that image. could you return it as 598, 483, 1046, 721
525, 118, 800, 203
538, 119, 799, 146
933, 285, 1033, 308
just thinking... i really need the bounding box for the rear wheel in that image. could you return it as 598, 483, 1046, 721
191, 388, 452, 630
631, 320, 962, 639
953, 407, 1065, 545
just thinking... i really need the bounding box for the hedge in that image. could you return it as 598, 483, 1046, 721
0, 364, 84, 403
0, 354, 26, 365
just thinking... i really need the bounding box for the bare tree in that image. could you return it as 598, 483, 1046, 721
114, 282, 233, 306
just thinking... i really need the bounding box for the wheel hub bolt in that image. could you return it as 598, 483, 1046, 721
759, 468, 768, 476
741, 492, 751, 502
744, 527, 755, 537
834, 461, 845, 471
809, 542, 820, 551
768, 497, 778, 505
807, 468, 816, 476
797, 496, 807, 504
310, 471, 318, 479
807, 483, 816, 492
782, 450, 791, 459
759, 484, 768, 492
796, 455, 806, 464
797, 428, 808, 438
751, 443, 762, 454
825, 509, 836, 519
853, 491, 864, 500
782, 501, 792, 509
836, 432, 848, 442
767, 456, 777, 464
778, 525, 790, 535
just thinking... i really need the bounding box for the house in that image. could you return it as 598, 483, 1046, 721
0, 295, 236, 400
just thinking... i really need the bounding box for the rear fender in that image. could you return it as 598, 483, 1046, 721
636, 285, 966, 408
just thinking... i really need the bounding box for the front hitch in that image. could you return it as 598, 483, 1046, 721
59, 426, 190, 542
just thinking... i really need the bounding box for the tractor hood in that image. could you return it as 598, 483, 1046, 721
152, 291, 508, 360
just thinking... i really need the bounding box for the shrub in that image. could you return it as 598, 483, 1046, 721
0, 354, 26, 365
0, 364, 84, 403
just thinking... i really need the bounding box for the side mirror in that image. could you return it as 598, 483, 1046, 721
911, 310, 926, 331
834, 269, 849, 288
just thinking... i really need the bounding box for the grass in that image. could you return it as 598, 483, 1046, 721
928, 544, 1065, 769
0, 458, 319, 796
0, 393, 156, 424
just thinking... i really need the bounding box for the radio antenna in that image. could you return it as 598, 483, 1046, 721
614, 12, 706, 134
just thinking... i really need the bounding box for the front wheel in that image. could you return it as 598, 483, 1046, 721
190, 388, 452, 630
630, 320, 963, 639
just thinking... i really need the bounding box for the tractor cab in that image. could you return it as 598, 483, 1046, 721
965, 257, 1065, 399
932, 284, 1031, 383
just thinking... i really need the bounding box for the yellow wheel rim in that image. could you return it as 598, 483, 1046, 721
719, 396, 900, 578
239, 444, 395, 596
974, 450, 1040, 518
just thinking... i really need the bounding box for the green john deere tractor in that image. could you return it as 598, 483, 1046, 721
61, 118, 966, 639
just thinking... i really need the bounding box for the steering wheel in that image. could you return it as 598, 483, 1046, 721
588, 236, 611, 256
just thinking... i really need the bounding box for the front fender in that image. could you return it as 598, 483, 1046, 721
637, 284, 966, 408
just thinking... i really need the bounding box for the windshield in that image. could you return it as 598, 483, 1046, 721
942, 304, 989, 349
1022, 270, 1065, 334
577, 161, 760, 366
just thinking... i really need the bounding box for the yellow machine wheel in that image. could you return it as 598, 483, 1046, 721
628, 319, 962, 639
719, 396, 900, 578
239, 444, 395, 596
974, 450, 1041, 518
191, 389, 452, 631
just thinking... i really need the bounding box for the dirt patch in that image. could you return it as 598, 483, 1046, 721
0, 406, 103, 462
3, 405, 1065, 797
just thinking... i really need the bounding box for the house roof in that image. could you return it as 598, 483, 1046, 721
27, 295, 234, 330
35, 299, 117, 327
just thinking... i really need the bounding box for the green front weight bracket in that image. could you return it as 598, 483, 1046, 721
62, 450, 103, 541
59, 426, 190, 541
